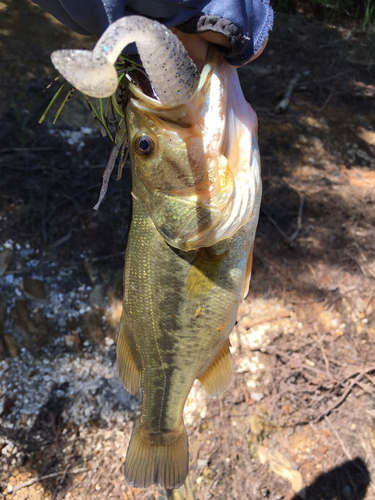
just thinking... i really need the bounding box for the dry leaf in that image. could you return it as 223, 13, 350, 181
257, 445, 268, 465
257, 447, 305, 499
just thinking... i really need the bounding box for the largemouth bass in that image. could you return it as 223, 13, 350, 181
119, 53, 261, 489
51, 16, 261, 490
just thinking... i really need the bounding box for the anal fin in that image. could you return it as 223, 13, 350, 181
198, 342, 233, 399
117, 314, 141, 396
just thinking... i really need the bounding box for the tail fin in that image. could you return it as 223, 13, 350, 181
124, 421, 189, 489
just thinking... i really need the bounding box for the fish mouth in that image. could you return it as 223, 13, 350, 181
128, 47, 262, 251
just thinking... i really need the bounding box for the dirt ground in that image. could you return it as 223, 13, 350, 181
1, 1, 375, 499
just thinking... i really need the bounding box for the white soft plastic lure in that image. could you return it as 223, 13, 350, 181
51, 16, 199, 105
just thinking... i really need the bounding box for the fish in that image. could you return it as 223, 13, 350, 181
50, 16, 261, 490
119, 53, 261, 489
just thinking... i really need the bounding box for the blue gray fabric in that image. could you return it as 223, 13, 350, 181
33, 0, 273, 66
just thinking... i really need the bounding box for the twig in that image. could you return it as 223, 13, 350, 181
42, 184, 100, 226
52, 466, 70, 500
253, 247, 296, 285
290, 296, 326, 305
241, 311, 290, 330
9, 468, 87, 497
264, 212, 289, 240
324, 286, 357, 309
0, 147, 56, 153
360, 431, 375, 475
275, 73, 301, 112
314, 367, 375, 422
309, 367, 366, 407
48, 230, 73, 250
56, 473, 87, 500
280, 178, 305, 245
345, 248, 375, 280
334, 466, 343, 500
285, 192, 304, 245
250, 346, 336, 381
365, 373, 375, 387
355, 245, 375, 280
346, 470, 358, 500
91, 251, 125, 262
263, 191, 304, 246
354, 380, 375, 396
324, 416, 375, 492
93, 143, 121, 210
318, 84, 335, 113
317, 333, 331, 379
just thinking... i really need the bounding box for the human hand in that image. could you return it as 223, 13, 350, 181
172, 29, 267, 71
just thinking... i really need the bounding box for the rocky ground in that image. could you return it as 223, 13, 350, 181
1, 1, 375, 499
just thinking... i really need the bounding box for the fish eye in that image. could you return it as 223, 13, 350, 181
135, 134, 154, 156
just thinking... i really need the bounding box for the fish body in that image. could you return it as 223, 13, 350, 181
118, 51, 261, 489
119, 195, 257, 488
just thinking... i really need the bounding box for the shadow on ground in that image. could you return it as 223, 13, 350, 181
292, 458, 370, 500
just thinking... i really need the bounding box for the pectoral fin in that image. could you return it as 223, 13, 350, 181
185, 248, 227, 299
116, 315, 141, 396
242, 243, 254, 300
198, 342, 233, 398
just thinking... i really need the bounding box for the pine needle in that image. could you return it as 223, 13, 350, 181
53, 86, 75, 124
39, 82, 68, 124
39, 54, 138, 208
85, 96, 114, 142
111, 94, 125, 119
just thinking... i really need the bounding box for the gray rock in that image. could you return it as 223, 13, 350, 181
251, 391, 264, 402
107, 376, 138, 408
11, 300, 36, 335
0, 249, 14, 276
3, 333, 20, 358
23, 278, 48, 300
10, 299, 51, 349
84, 309, 105, 344
89, 284, 107, 308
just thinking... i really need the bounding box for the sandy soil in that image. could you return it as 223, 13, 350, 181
1, 1, 375, 499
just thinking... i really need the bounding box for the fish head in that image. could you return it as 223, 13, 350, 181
126, 87, 207, 195
125, 50, 261, 251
